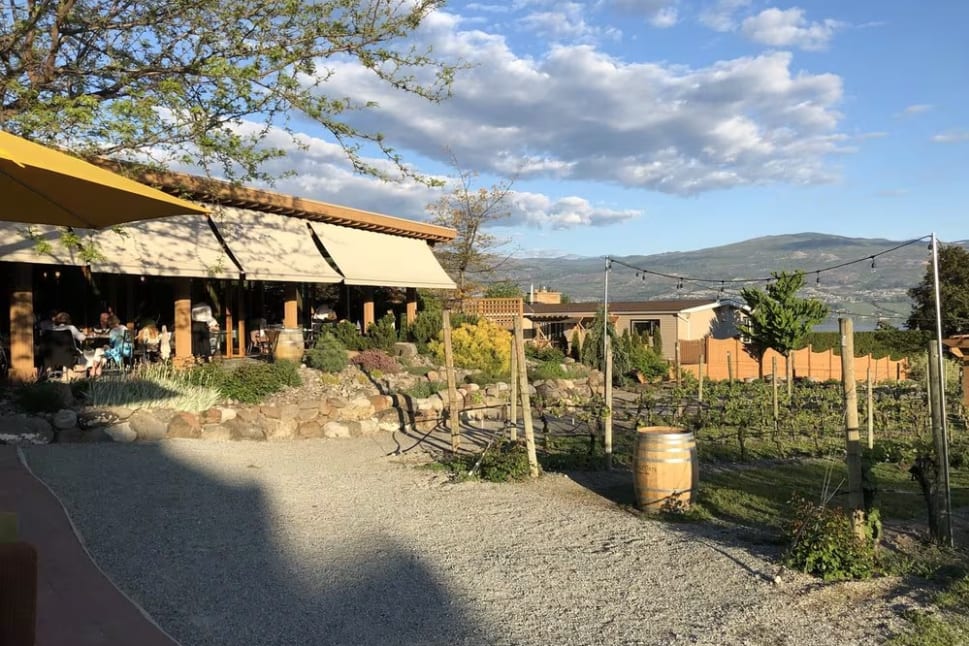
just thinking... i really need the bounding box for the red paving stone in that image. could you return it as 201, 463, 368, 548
0, 446, 178, 646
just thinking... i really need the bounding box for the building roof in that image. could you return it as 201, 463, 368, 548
526, 298, 728, 317
98, 164, 456, 243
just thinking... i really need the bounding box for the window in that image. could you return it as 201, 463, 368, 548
631, 319, 660, 336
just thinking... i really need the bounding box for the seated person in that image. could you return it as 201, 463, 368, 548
91, 315, 132, 376
50, 312, 86, 344
137, 323, 161, 359
93, 310, 112, 334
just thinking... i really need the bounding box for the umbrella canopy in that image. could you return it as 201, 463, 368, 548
0, 130, 207, 228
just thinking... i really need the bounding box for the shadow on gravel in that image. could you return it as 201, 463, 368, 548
24, 444, 487, 646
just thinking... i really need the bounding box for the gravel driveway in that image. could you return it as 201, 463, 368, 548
23, 438, 921, 646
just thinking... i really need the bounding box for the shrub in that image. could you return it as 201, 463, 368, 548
331, 320, 369, 351
408, 309, 441, 348
530, 360, 568, 381
88, 364, 222, 412
783, 498, 879, 581
569, 330, 582, 361
15, 382, 71, 413
430, 318, 511, 378
470, 439, 534, 482
402, 380, 447, 399
217, 360, 301, 403
305, 334, 348, 373
351, 349, 401, 374
367, 312, 398, 352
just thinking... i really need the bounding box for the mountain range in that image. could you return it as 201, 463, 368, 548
495, 233, 968, 330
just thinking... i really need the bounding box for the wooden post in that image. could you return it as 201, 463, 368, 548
674, 340, 681, 384
772, 355, 779, 432
283, 284, 299, 329
509, 336, 518, 441
867, 367, 874, 450
236, 283, 246, 356
173, 278, 192, 368
604, 332, 613, 470
362, 288, 375, 333
223, 283, 234, 358
928, 342, 953, 545
698, 354, 704, 403
786, 354, 793, 398
405, 287, 418, 325
9, 263, 35, 381
727, 350, 734, 383
513, 315, 539, 478
442, 310, 460, 452
839, 318, 865, 537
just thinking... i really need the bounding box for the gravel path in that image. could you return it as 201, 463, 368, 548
23, 439, 923, 646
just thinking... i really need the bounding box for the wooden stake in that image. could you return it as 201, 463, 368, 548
442, 310, 460, 453
604, 332, 613, 470
727, 350, 734, 383
513, 316, 539, 478
839, 318, 865, 537
772, 356, 779, 432
867, 367, 874, 450
698, 354, 704, 403
674, 340, 681, 384
509, 336, 518, 441
928, 342, 953, 545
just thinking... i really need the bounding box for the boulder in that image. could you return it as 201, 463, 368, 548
201, 408, 223, 425
52, 409, 78, 430
0, 415, 54, 444
264, 418, 298, 441
103, 422, 137, 443
393, 342, 418, 358
296, 420, 323, 439
224, 418, 266, 441
200, 425, 232, 442
279, 404, 300, 421
322, 421, 351, 439
167, 412, 202, 439
129, 409, 168, 442
369, 395, 393, 413
348, 419, 379, 437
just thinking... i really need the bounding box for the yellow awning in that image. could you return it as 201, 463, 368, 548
309, 221, 456, 290
88, 215, 239, 279
209, 207, 342, 283
0, 130, 208, 228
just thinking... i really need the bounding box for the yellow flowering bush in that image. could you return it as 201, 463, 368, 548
430, 318, 512, 377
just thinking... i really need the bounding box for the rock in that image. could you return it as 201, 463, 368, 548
296, 407, 319, 422
167, 412, 202, 439
264, 418, 297, 441
201, 425, 231, 441
369, 395, 392, 413
52, 409, 78, 430
78, 409, 119, 429
104, 406, 134, 421
80, 427, 111, 443
348, 419, 379, 437
0, 415, 54, 444
224, 418, 266, 441
379, 420, 402, 433
56, 428, 84, 443
322, 421, 351, 439
201, 408, 223, 425
279, 404, 299, 421
104, 422, 137, 443
426, 370, 441, 382
217, 407, 237, 422
297, 421, 323, 439
393, 342, 418, 358
261, 405, 282, 419
129, 409, 169, 442
151, 408, 177, 425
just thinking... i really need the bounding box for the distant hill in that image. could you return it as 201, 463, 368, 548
494, 233, 969, 330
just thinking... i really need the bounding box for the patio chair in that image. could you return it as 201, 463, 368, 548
102, 329, 134, 374
249, 329, 272, 356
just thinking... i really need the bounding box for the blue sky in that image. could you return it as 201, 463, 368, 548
248, 1, 969, 258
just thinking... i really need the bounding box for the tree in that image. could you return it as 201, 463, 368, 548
0, 1, 456, 182
908, 244, 969, 337
428, 163, 513, 300
483, 281, 522, 299
739, 271, 828, 380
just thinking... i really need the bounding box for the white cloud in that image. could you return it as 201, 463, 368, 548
932, 130, 969, 143
508, 192, 640, 228
897, 103, 934, 117
650, 7, 679, 28
699, 0, 751, 32
741, 7, 844, 51
610, 0, 679, 27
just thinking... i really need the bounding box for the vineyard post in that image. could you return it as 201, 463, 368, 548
839, 318, 865, 538
698, 353, 705, 403
867, 367, 874, 450
727, 351, 734, 383
674, 340, 681, 384
786, 355, 793, 399
772, 356, 779, 435
442, 310, 461, 453
513, 315, 539, 478
509, 336, 518, 441
928, 342, 953, 546
604, 330, 614, 470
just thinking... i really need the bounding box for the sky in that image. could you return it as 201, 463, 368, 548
244, 0, 969, 259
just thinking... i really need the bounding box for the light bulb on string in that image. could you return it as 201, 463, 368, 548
870, 256, 876, 272
816, 272, 821, 286
676, 278, 683, 290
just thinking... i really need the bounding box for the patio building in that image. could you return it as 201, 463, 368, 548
1, 170, 456, 379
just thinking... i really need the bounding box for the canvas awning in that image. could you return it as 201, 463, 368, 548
209, 207, 342, 283
88, 214, 238, 279
309, 221, 456, 290
0, 222, 89, 266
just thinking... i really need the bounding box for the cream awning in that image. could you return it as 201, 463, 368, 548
0, 222, 89, 266
209, 207, 342, 283
309, 221, 456, 290
88, 214, 238, 279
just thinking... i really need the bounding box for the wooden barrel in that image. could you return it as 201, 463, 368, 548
633, 426, 697, 513
273, 328, 305, 363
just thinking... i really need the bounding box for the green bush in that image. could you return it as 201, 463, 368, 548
402, 380, 446, 399
305, 334, 348, 373
367, 312, 398, 352
784, 498, 879, 581
526, 345, 565, 363
430, 318, 511, 378
331, 320, 370, 351
217, 360, 301, 403
530, 360, 568, 381
408, 309, 441, 349
570, 330, 582, 361
470, 439, 534, 482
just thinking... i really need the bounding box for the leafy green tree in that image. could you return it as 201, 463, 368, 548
739, 271, 828, 379
1, 1, 456, 182
484, 281, 522, 299
908, 244, 969, 336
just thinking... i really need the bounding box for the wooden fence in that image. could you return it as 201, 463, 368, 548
679, 337, 908, 382
459, 298, 523, 329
